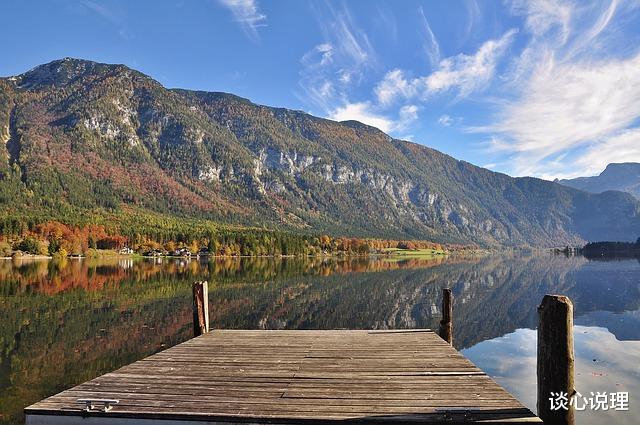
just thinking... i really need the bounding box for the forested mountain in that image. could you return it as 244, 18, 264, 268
557, 163, 640, 199
2, 58, 640, 247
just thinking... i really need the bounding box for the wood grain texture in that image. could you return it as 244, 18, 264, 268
192, 281, 209, 337
537, 295, 575, 425
439, 288, 453, 345
25, 329, 540, 424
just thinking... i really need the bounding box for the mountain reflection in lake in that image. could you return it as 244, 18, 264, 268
1, 254, 639, 424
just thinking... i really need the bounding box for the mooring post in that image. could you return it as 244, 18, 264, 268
439, 288, 453, 345
537, 294, 575, 425
192, 281, 209, 337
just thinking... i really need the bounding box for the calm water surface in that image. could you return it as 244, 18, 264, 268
0, 253, 638, 424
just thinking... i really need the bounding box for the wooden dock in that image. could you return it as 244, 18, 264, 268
25, 329, 540, 424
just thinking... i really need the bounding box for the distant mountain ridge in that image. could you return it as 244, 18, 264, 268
2, 58, 640, 247
557, 163, 640, 199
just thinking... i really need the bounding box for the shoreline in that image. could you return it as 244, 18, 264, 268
0, 250, 466, 261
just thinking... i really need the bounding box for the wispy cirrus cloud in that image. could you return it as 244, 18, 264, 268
302, 43, 333, 67
218, 0, 266, 41
418, 7, 440, 69
297, 2, 404, 131
322, 9, 374, 69
509, 0, 572, 44
489, 54, 640, 161
299, 4, 516, 138
476, 0, 640, 178
326, 10, 515, 137
424, 29, 517, 96
297, 2, 375, 110
373, 29, 516, 106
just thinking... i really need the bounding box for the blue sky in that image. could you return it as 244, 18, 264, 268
2, 0, 640, 179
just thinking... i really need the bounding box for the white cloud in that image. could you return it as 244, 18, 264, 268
438, 114, 453, 126
294, 0, 639, 178
509, 0, 572, 43
374, 69, 418, 106
301, 43, 334, 68
307, 26, 516, 140
319, 47, 333, 67
218, 0, 266, 40
372, 29, 516, 106
574, 128, 640, 177
397, 105, 419, 131
504, 45, 547, 88
316, 81, 333, 98
424, 29, 517, 96
316, 3, 374, 70
297, 3, 375, 113
564, 0, 620, 59
329, 102, 393, 133
418, 6, 440, 68
464, 0, 640, 178
338, 69, 352, 84
485, 52, 640, 176
328, 102, 419, 134
302, 3, 517, 139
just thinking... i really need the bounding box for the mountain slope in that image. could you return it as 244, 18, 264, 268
2, 58, 640, 247
557, 163, 640, 199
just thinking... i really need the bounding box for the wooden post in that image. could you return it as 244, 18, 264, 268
439, 288, 453, 345
192, 281, 209, 337
537, 295, 574, 425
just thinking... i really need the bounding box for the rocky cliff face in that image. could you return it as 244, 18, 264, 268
2, 58, 640, 246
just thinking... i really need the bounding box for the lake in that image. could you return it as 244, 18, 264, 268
1, 253, 638, 424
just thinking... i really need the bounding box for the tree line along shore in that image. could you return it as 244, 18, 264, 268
0, 218, 458, 259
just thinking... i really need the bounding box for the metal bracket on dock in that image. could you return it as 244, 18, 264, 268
77, 398, 119, 412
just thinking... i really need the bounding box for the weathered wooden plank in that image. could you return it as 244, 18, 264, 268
35, 394, 527, 409
25, 329, 540, 424
27, 409, 539, 425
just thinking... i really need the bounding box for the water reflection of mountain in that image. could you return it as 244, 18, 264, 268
1, 254, 640, 425
206, 254, 639, 348
432, 255, 640, 347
